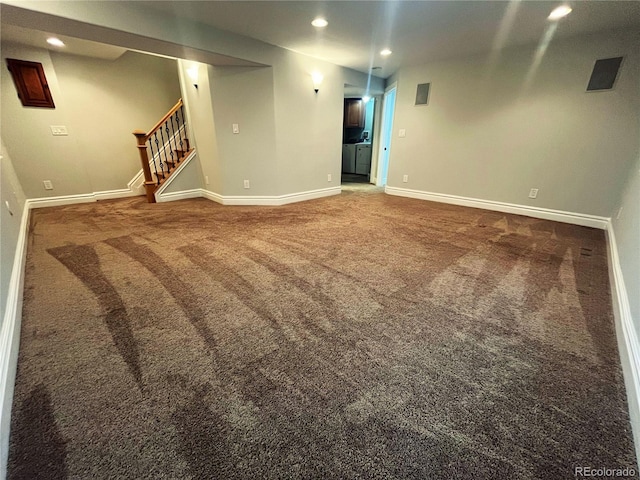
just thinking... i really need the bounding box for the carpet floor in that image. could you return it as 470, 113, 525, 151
8, 186, 637, 479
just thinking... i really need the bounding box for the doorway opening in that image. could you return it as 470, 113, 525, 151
341, 89, 376, 186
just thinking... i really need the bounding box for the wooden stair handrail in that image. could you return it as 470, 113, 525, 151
132, 98, 189, 203
139, 98, 183, 142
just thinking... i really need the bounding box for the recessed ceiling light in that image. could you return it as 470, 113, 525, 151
46, 37, 65, 47
380, 48, 392, 56
548, 5, 572, 20
312, 18, 328, 28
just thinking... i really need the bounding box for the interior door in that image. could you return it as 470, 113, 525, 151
376, 85, 396, 186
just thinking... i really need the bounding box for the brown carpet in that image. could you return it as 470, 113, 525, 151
8, 186, 637, 479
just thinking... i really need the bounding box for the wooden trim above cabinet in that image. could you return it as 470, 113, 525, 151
6, 58, 56, 108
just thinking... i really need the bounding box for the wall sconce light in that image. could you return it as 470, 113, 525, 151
311, 72, 323, 93
187, 65, 199, 89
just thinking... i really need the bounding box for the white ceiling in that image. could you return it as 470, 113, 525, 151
2, 2, 639, 78
141, 0, 640, 78
0, 23, 127, 61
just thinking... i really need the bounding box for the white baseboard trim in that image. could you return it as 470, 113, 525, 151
200, 186, 342, 206
27, 193, 95, 209
385, 186, 610, 229
606, 223, 640, 464
154, 150, 198, 201
200, 189, 224, 205
94, 188, 142, 201
0, 202, 30, 479
27, 188, 142, 210
24, 185, 341, 209
156, 189, 203, 203
128, 170, 145, 193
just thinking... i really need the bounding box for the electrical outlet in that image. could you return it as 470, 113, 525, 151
327, 174, 332, 182
403, 174, 408, 183
616, 206, 624, 220
50, 125, 68, 136
399, 129, 406, 138
43, 180, 54, 190
528, 188, 538, 199
205, 175, 210, 185
232, 124, 240, 134
243, 179, 250, 189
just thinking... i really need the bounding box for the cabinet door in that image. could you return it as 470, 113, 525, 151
342, 144, 356, 173
355, 145, 372, 175
344, 99, 365, 128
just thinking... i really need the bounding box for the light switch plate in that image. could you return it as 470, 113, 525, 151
232, 124, 240, 134
399, 129, 406, 138
50, 125, 68, 136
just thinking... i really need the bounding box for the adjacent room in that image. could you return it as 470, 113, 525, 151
1, 1, 639, 479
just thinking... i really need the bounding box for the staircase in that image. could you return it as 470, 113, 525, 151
133, 99, 194, 203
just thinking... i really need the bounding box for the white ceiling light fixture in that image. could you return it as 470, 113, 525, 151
548, 5, 572, 20
46, 37, 65, 47
380, 48, 392, 56
311, 18, 328, 28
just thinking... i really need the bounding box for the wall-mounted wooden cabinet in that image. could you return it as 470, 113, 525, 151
344, 98, 365, 128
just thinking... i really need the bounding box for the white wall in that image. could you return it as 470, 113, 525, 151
387, 29, 640, 217
160, 154, 202, 195
0, 141, 26, 478
0, 143, 26, 322
613, 152, 640, 334
1, 43, 91, 198
2, 2, 384, 200
52, 50, 182, 193
210, 66, 278, 196
1, 43, 181, 198
178, 60, 220, 193
610, 140, 640, 463
272, 51, 346, 195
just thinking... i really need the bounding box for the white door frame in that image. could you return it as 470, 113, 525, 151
375, 82, 397, 187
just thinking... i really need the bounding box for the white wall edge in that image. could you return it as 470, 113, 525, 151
385, 186, 610, 229
0, 202, 30, 479
154, 150, 198, 200
606, 222, 640, 464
